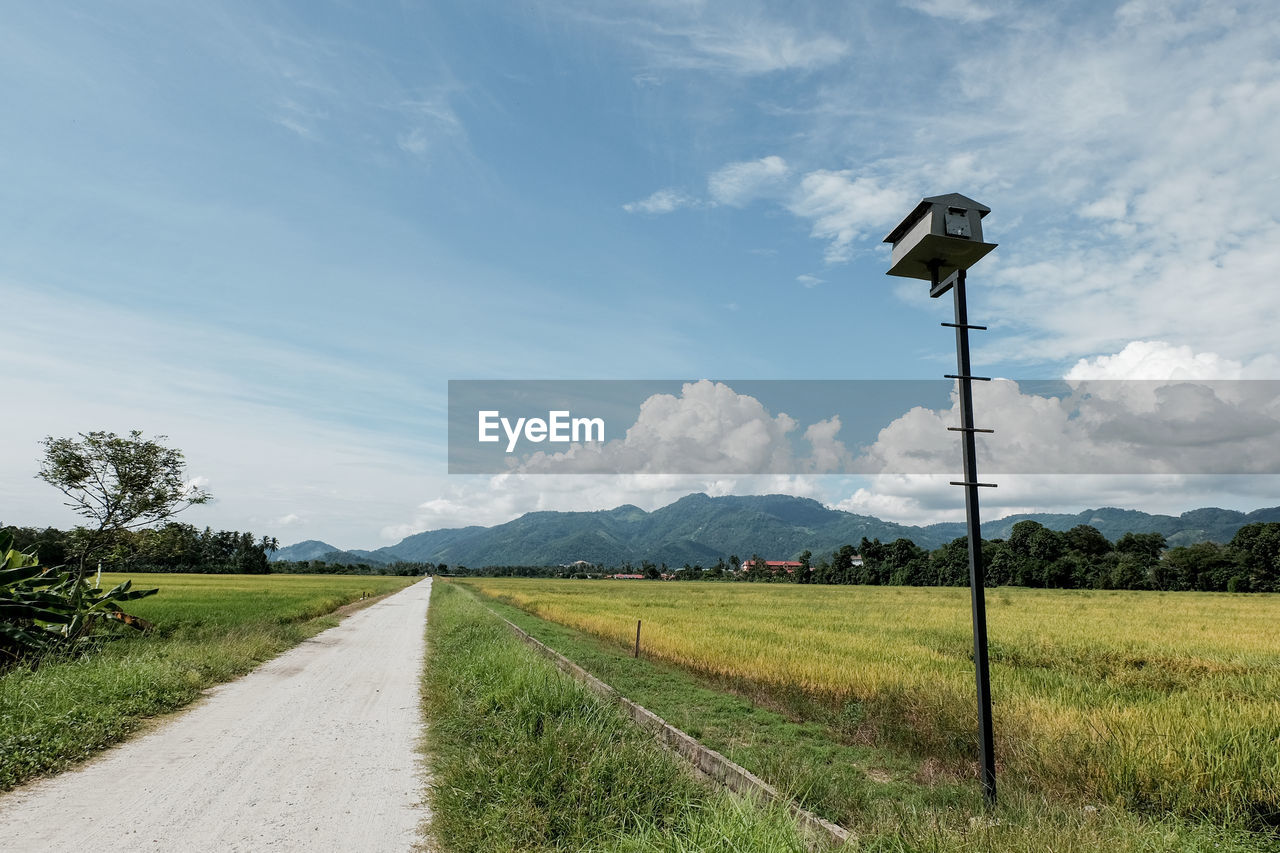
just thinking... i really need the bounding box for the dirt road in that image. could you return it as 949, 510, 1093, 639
0, 578, 433, 852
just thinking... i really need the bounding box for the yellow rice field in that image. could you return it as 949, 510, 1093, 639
464, 579, 1280, 828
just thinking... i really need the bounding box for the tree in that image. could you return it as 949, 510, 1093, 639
1229, 523, 1280, 592
929, 538, 970, 586
831, 545, 859, 584
796, 549, 812, 584
37, 431, 212, 586
1063, 524, 1112, 558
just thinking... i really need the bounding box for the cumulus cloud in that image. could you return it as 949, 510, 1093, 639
858, 342, 1280, 476
1065, 341, 1244, 381
513, 380, 850, 475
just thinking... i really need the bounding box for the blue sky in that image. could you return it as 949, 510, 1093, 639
4, 1, 1278, 548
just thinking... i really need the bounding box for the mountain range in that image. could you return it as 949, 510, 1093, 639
272, 493, 1280, 568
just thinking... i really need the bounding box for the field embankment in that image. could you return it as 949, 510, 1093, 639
422, 580, 816, 852
0, 572, 415, 789
464, 579, 1280, 849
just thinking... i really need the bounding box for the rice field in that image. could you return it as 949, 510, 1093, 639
463, 579, 1280, 831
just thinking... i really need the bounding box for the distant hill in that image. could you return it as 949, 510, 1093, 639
276, 494, 1280, 568
270, 540, 391, 565
317, 548, 391, 566
272, 540, 341, 562
926, 506, 1280, 548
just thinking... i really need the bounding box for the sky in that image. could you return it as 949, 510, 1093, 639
3, 0, 1279, 549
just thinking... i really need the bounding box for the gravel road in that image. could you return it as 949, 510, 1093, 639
0, 578, 433, 852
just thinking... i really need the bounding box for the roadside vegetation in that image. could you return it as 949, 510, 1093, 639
0, 572, 414, 790
422, 580, 816, 852
466, 578, 1278, 851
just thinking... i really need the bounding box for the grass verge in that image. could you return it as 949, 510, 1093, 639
421, 580, 817, 852
469, 581, 1275, 853
0, 572, 416, 790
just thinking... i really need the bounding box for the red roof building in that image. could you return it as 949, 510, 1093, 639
740, 559, 804, 574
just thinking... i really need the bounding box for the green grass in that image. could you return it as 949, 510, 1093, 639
0, 572, 416, 789
465, 579, 1277, 852
422, 580, 818, 852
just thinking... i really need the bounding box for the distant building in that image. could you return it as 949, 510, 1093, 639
740, 559, 804, 575
608, 573, 645, 580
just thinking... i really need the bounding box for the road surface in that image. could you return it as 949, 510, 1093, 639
0, 578, 433, 852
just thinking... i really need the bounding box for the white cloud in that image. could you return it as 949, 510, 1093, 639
396, 127, 429, 155
707, 155, 789, 206
394, 95, 466, 159
482, 381, 861, 477
939, 3, 1280, 364
857, 343, 1280, 478
1065, 341, 1243, 381
273, 115, 318, 140
786, 171, 913, 263
718, 2, 1280, 366
900, 0, 1000, 23
516, 381, 817, 474
671, 25, 847, 74
623, 188, 697, 214
580, 8, 849, 75
796, 274, 824, 288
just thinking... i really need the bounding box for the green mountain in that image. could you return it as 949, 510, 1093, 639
928, 506, 1280, 547
272, 539, 341, 562
271, 541, 392, 565
277, 494, 1280, 568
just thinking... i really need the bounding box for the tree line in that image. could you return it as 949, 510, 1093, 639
444, 520, 1280, 592
792, 520, 1278, 592
1, 523, 434, 577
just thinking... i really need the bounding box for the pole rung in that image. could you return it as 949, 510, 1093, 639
950, 481, 998, 488
941, 322, 987, 330
944, 374, 991, 381
947, 427, 995, 433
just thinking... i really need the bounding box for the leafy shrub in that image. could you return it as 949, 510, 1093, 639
0, 531, 157, 668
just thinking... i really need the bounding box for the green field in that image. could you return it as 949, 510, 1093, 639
423, 580, 815, 852
0, 572, 416, 789
464, 579, 1280, 847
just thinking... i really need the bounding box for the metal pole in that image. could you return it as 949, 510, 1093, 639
950, 268, 997, 805
634, 620, 641, 659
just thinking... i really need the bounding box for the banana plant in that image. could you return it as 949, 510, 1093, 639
0, 531, 158, 667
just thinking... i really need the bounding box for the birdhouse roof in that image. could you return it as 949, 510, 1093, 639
883, 193, 991, 244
